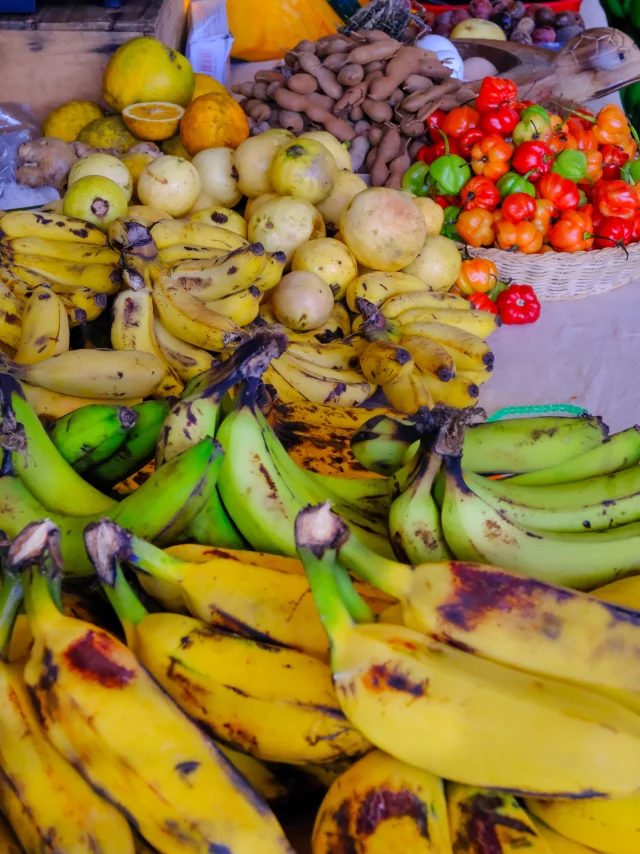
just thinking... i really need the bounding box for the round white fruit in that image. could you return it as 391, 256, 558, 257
191, 147, 242, 207
68, 153, 133, 202
272, 270, 334, 331
137, 156, 201, 217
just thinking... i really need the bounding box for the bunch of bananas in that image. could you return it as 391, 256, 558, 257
348, 272, 498, 412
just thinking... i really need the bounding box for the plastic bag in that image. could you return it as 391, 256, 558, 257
0, 104, 58, 210
227, 0, 342, 62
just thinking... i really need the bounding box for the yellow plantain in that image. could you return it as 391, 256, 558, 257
359, 339, 414, 386
159, 243, 230, 265
0, 812, 21, 854
380, 290, 471, 317
152, 275, 248, 351
394, 306, 501, 338
0, 280, 23, 349
204, 285, 262, 327
171, 243, 267, 302
253, 250, 287, 291
263, 363, 307, 403
286, 335, 366, 372
150, 219, 247, 251
271, 353, 376, 408
346, 272, 430, 311
7, 255, 120, 293
14, 284, 69, 364
421, 370, 480, 408
395, 321, 494, 372
4, 236, 119, 265
20, 381, 142, 421
526, 797, 640, 854
400, 334, 456, 382
384, 368, 434, 413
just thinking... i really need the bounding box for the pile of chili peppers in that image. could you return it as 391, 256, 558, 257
453, 256, 541, 323
402, 76, 640, 256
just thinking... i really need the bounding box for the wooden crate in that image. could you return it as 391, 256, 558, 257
0, 0, 189, 120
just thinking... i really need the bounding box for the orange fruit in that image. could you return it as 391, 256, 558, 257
180, 92, 249, 156
122, 102, 185, 141
192, 73, 231, 101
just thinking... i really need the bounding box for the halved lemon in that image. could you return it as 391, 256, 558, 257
122, 102, 186, 141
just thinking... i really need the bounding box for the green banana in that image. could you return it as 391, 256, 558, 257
91, 400, 169, 487
49, 403, 139, 474
305, 472, 392, 521
466, 469, 640, 533
462, 415, 609, 474
350, 413, 422, 476
441, 455, 640, 590
183, 486, 249, 549
507, 426, 640, 486
388, 448, 450, 563
0, 374, 115, 516
157, 330, 287, 466
0, 438, 221, 575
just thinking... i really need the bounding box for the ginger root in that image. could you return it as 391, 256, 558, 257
15, 137, 79, 190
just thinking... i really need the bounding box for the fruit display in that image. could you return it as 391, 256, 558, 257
231, 30, 476, 184
0, 347, 639, 851
432, 2, 586, 46
403, 75, 640, 260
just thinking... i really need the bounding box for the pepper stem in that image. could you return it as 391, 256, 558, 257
294, 504, 355, 647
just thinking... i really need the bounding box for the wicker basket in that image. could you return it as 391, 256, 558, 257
462, 242, 640, 301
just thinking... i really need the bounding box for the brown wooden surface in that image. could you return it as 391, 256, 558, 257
0, 0, 188, 119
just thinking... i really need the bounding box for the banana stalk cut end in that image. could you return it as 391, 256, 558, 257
84, 519, 131, 588
294, 502, 349, 558
8, 520, 62, 575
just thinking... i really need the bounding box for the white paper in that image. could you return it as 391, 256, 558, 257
186, 0, 233, 86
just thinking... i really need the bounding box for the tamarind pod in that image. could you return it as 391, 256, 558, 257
338, 64, 365, 86
362, 99, 393, 123
279, 111, 305, 133
386, 150, 412, 189
255, 69, 286, 83
350, 29, 390, 44
350, 105, 364, 122
349, 137, 371, 173
347, 39, 400, 64
231, 82, 256, 98
403, 74, 434, 92
322, 53, 350, 72
306, 92, 336, 111
287, 74, 318, 95
353, 120, 371, 136
370, 128, 402, 187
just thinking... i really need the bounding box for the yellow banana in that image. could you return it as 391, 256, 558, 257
204, 285, 262, 327
0, 211, 107, 245
3, 236, 119, 265
286, 335, 366, 372
397, 321, 494, 372
171, 243, 267, 301
346, 272, 430, 311
57, 288, 108, 324
526, 798, 640, 854
150, 219, 247, 251
14, 284, 69, 364
400, 334, 456, 382
0, 657, 134, 854
279, 350, 371, 386
158, 244, 230, 265
270, 353, 376, 408
312, 750, 451, 854
592, 574, 640, 607
421, 370, 480, 408
0, 812, 21, 853
380, 290, 471, 317
3, 349, 164, 399
17, 521, 294, 854
263, 363, 307, 403
152, 275, 247, 351
153, 319, 215, 380
458, 368, 492, 386
394, 307, 501, 338
21, 381, 142, 421
120, 254, 155, 292
111, 290, 184, 397
190, 206, 248, 236
384, 368, 434, 413
530, 817, 603, 854
447, 783, 551, 853
359, 339, 415, 385
7, 256, 120, 294
0, 281, 23, 349
253, 250, 287, 291
260, 303, 352, 342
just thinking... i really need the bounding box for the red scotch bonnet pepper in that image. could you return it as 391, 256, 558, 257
497, 285, 541, 325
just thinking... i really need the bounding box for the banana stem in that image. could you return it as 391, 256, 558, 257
126, 532, 186, 582
0, 570, 23, 660
333, 562, 375, 624
339, 524, 412, 599
103, 563, 148, 648
295, 504, 355, 647
9, 522, 65, 631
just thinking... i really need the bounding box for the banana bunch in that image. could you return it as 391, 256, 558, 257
343, 272, 496, 412
296, 502, 640, 802
0, 211, 120, 334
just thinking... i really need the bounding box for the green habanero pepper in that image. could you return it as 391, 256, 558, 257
521, 105, 551, 125
496, 171, 536, 200
430, 131, 471, 195
552, 149, 588, 182
621, 159, 640, 184
577, 189, 588, 208
401, 161, 431, 197
440, 206, 461, 241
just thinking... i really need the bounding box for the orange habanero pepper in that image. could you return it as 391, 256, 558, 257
495, 220, 544, 254
471, 134, 514, 182
593, 104, 631, 146
532, 198, 559, 238
548, 210, 594, 252
456, 209, 495, 247
549, 131, 578, 155
456, 258, 499, 295
578, 150, 603, 185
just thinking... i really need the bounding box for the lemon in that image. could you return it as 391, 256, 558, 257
122, 102, 185, 141
192, 73, 230, 101
77, 116, 138, 151
42, 101, 104, 143
103, 37, 195, 113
